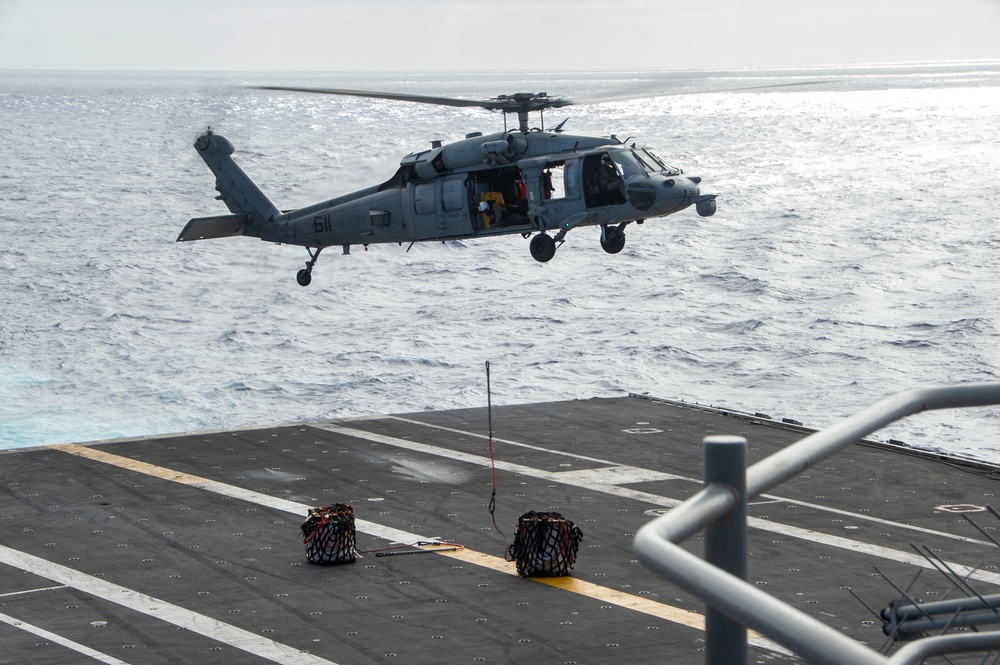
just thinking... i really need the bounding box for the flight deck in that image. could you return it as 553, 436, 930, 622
1, 395, 998, 664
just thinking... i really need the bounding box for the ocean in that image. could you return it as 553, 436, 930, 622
2, 62, 1000, 461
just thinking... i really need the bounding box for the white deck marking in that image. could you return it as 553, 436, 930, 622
0, 611, 132, 664
385, 415, 689, 478
0, 585, 67, 598
48, 443, 794, 656
0, 543, 339, 665
553, 466, 682, 485
319, 422, 1000, 587
384, 416, 996, 548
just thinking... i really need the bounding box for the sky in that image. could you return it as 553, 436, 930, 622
1, 0, 999, 72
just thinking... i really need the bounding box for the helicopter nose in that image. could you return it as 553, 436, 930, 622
657, 176, 697, 208
651, 175, 716, 217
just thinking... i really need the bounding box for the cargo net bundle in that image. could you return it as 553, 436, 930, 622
301, 504, 357, 564
507, 511, 584, 577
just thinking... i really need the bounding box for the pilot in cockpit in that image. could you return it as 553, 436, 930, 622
597, 156, 623, 194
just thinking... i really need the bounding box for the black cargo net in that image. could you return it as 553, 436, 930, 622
506, 511, 583, 577
301, 504, 357, 564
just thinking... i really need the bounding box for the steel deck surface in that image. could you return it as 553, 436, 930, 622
1, 396, 998, 664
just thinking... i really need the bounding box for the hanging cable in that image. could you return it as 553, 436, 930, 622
485, 361, 509, 555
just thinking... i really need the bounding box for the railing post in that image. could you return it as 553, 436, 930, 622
704, 435, 748, 665
635, 383, 1000, 664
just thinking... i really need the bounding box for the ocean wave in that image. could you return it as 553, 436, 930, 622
2, 66, 1000, 461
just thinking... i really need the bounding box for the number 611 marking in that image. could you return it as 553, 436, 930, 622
314, 214, 332, 233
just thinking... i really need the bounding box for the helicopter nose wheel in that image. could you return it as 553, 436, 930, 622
600, 226, 627, 254
297, 247, 324, 286
529, 233, 556, 263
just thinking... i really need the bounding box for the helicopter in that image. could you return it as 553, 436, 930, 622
177, 87, 718, 286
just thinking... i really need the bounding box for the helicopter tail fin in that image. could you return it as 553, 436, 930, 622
190, 130, 281, 236
176, 213, 249, 242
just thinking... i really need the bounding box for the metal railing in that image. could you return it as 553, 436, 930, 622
633, 383, 1000, 665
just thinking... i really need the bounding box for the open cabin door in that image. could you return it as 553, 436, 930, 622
469, 166, 531, 233
406, 176, 474, 240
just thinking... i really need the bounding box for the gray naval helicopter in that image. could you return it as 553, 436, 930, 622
177, 87, 718, 286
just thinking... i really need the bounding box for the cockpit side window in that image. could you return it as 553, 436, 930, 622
610, 150, 643, 180
583, 153, 627, 208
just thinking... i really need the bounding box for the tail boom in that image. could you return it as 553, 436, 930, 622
190, 131, 282, 237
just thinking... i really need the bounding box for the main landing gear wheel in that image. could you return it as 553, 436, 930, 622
601, 227, 626, 254
530, 234, 556, 263
297, 247, 324, 287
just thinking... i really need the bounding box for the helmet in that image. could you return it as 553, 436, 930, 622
478, 201, 490, 212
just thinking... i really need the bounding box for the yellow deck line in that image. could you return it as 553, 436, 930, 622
51, 442, 781, 652
50, 443, 212, 485
432, 547, 704, 629
536, 576, 705, 629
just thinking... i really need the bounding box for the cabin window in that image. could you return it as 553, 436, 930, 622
542, 160, 578, 200
564, 161, 578, 197
543, 164, 563, 199
441, 178, 465, 211
414, 183, 436, 214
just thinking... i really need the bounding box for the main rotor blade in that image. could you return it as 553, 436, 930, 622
253, 86, 494, 108
251, 86, 574, 114
251, 81, 827, 114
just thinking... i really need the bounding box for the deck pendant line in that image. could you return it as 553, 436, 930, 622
374, 545, 461, 558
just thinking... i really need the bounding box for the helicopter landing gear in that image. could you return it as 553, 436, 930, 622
529, 233, 556, 263
600, 225, 627, 254
297, 247, 324, 287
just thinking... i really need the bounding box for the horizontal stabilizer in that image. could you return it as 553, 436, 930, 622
176, 214, 249, 242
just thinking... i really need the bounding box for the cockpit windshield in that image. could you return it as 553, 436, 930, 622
602, 147, 684, 181
608, 147, 683, 175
